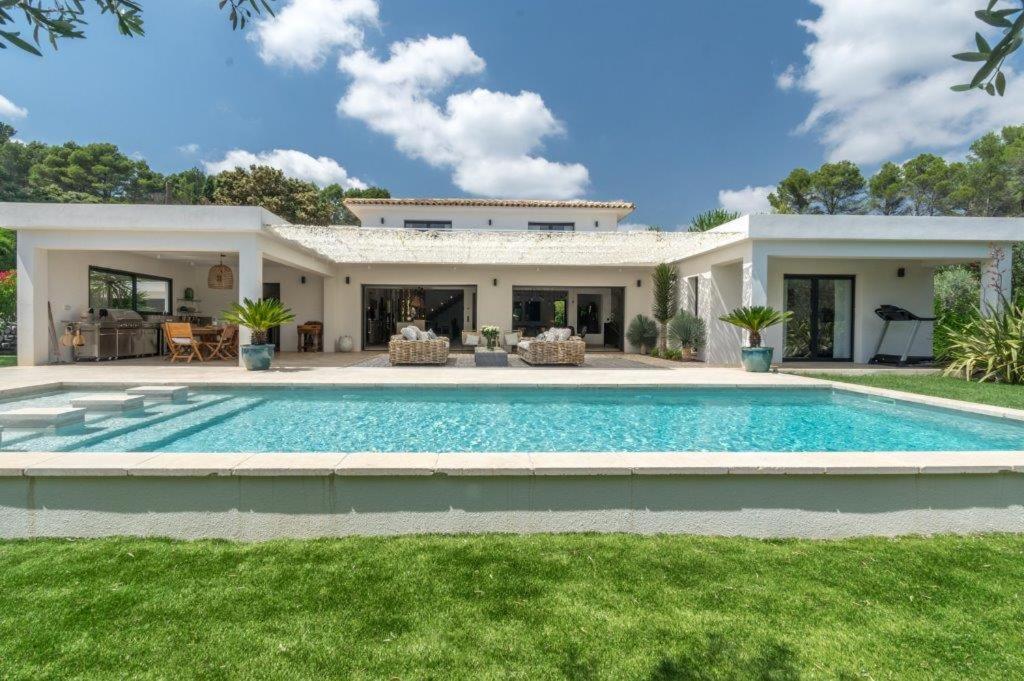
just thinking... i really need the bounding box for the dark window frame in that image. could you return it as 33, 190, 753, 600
404, 220, 452, 230
528, 222, 575, 232
782, 274, 855, 362
88, 265, 173, 315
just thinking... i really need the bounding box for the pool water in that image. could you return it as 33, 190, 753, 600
1, 387, 1023, 453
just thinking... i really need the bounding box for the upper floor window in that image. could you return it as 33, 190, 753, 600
528, 222, 575, 232
404, 220, 452, 230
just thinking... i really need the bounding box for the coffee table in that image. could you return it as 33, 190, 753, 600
474, 347, 508, 367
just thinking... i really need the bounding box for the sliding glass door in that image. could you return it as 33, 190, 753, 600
784, 275, 854, 361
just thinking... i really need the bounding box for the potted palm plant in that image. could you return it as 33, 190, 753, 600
626, 314, 659, 354
222, 297, 296, 371
719, 306, 792, 372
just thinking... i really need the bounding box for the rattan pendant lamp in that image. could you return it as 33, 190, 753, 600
208, 254, 234, 290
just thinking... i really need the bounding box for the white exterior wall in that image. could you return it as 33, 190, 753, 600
677, 241, 750, 364
353, 205, 625, 232
324, 264, 653, 351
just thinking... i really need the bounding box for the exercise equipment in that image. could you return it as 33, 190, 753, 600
868, 305, 936, 366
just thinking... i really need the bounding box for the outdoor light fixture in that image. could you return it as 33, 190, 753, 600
897, 267, 906, 278
488, 219, 492, 226
493, 278, 498, 286
594, 220, 599, 228
301, 276, 307, 284
207, 254, 233, 290
345, 276, 351, 284
380, 217, 385, 225
636, 279, 642, 287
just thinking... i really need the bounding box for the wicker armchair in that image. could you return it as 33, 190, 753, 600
517, 336, 586, 366
388, 334, 450, 365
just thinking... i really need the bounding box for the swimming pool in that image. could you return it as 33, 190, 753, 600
1, 386, 1022, 453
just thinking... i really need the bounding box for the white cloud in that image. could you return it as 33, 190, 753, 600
337, 35, 588, 198
719, 185, 774, 214
0, 94, 27, 120
776, 64, 797, 91
249, 0, 379, 70
781, 0, 1024, 164
178, 143, 200, 155
203, 148, 367, 188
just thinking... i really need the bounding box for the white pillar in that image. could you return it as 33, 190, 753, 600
981, 242, 1012, 315
322, 273, 338, 353
237, 245, 263, 360
741, 247, 778, 359
16, 237, 49, 366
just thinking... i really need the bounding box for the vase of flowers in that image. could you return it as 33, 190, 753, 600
481, 325, 501, 350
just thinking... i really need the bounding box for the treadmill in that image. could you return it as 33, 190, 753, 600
868, 305, 936, 366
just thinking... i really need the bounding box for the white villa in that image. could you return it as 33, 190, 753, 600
1, 198, 1019, 366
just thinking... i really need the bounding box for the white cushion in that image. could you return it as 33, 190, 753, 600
401, 326, 419, 341
556, 328, 571, 341
503, 332, 519, 346
426, 329, 438, 340
465, 333, 479, 345
517, 340, 532, 351
171, 337, 193, 345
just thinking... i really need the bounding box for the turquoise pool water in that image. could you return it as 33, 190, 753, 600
1, 387, 1023, 453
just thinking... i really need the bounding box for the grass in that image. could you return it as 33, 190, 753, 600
1, 535, 1023, 679
0, 355, 14, 367
808, 372, 1024, 411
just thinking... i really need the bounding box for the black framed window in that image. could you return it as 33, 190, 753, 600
528, 222, 575, 232
404, 220, 452, 230
88, 266, 172, 314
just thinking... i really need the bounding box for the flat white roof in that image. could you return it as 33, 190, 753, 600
714, 213, 1024, 242
0, 202, 287, 232
266, 224, 745, 266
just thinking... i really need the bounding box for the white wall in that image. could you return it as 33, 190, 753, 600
263, 263, 324, 352
353, 205, 625, 232
677, 241, 749, 364
325, 264, 653, 351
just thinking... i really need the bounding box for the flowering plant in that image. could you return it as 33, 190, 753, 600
0, 270, 15, 323
481, 325, 501, 349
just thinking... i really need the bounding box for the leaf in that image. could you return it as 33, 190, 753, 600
976, 32, 991, 53
971, 58, 999, 87
953, 51, 988, 62
0, 29, 42, 56
996, 70, 1006, 95
975, 9, 1013, 28
951, 83, 977, 92
986, 82, 996, 95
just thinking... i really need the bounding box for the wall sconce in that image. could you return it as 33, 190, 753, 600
300, 276, 307, 285
636, 279, 642, 287
345, 276, 351, 284
380, 217, 385, 225
897, 267, 906, 278
594, 220, 599, 228
493, 278, 498, 286
488, 219, 492, 226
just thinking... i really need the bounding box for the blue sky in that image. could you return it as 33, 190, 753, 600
2, 0, 1020, 227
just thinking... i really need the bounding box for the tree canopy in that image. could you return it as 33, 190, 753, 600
688, 208, 740, 232
768, 163, 865, 214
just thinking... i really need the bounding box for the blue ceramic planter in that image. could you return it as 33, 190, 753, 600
740, 347, 774, 372
240, 344, 275, 371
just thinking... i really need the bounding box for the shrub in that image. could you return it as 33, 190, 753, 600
941, 299, 1024, 384
626, 314, 659, 354
663, 348, 682, 360
667, 310, 706, 353
934, 266, 980, 359
649, 348, 661, 358
0, 270, 15, 323
651, 263, 679, 352
718, 306, 792, 348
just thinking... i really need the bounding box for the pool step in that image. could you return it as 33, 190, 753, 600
126, 385, 189, 402
0, 407, 86, 428
70, 394, 146, 412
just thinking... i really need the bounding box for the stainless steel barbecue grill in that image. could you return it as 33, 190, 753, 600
67, 308, 161, 361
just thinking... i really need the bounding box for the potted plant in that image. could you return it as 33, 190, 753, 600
719, 306, 792, 372
626, 314, 659, 354
222, 297, 296, 371
667, 310, 707, 360
481, 325, 501, 350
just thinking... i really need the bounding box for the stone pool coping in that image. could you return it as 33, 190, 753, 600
3, 450, 1024, 478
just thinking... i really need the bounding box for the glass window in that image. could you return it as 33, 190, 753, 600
528, 222, 575, 231
88, 267, 172, 314
404, 220, 452, 230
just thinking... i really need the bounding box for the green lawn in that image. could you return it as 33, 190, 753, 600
1, 535, 1023, 679
0, 355, 14, 367
808, 372, 1024, 410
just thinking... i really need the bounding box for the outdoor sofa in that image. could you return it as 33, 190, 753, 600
517, 328, 585, 366
389, 327, 450, 365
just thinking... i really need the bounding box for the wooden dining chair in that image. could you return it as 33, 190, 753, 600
201, 325, 238, 361
164, 322, 203, 363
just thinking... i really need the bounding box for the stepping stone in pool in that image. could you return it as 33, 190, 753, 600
0, 407, 86, 428
70, 394, 146, 411
125, 385, 189, 402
